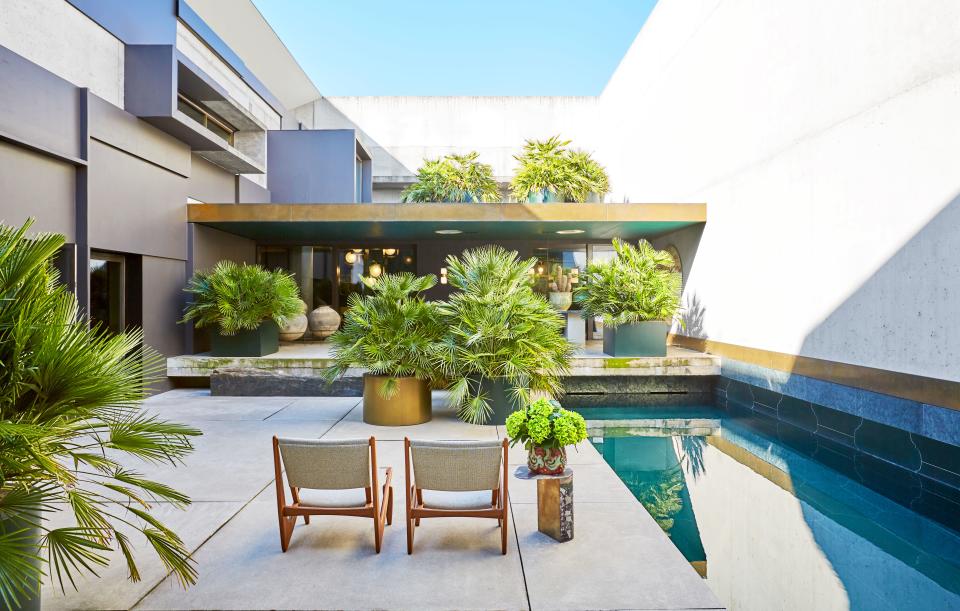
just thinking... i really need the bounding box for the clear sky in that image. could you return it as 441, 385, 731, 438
251, 0, 658, 96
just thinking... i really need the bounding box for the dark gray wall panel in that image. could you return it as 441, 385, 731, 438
0, 45, 83, 160
141, 254, 186, 391
0, 141, 76, 239
66, 0, 178, 45
124, 45, 176, 118
267, 130, 356, 202
87, 140, 187, 260
188, 155, 236, 203
193, 224, 255, 270
88, 94, 190, 176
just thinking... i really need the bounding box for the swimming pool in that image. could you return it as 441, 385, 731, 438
571, 402, 960, 611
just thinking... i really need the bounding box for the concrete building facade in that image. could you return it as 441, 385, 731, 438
1, 0, 957, 445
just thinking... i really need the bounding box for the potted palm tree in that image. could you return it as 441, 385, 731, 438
0, 220, 200, 610
401, 152, 501, 203
182, 261, 302, 357
323, 273, 445, 425
437, 246, 574, 425
576, 238, 682, 357
510, 136, 610, 203
505, 398, 588, 475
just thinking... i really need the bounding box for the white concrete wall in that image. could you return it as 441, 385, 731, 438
0, 0, 124, 107
294, 96, 600, 201
602, 0, 960, 382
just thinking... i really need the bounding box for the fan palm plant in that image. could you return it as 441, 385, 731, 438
436, 246, 574, 424
0, 220, 201, 609
322, 272, 446, 397
511, 136, 610, 203
181, 261, 301, 335
576, 238, 683, 327
401, 152, 501, 203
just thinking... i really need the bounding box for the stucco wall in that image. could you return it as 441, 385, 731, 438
602, 0, 960, 383
0, 0, 124, 107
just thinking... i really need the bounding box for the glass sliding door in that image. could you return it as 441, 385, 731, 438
89, 252, 125, 335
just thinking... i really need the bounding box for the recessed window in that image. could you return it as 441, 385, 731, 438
177, 93, 236, 146
90, 252, 125, 335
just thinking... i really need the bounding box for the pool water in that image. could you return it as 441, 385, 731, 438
572, 404, 960, 611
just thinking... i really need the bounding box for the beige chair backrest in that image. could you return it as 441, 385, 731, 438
277, 437, 370, 490
410, 440, 503, 492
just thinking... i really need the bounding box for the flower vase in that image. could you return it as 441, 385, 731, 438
527, 445, 567, 475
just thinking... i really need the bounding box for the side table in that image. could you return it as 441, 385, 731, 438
514, 466, 574, 542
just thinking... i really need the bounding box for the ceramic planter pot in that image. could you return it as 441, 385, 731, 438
602, 321, 670, 357
211, 320, 279, 357
526, 189, 545, 203
543, 189, 559, 203
548, 291, 573, 311
0, 508, 41, 610
362, 374, 432, 425
527, 445, 567, 475
473, 376, 521, 425
308, 305, 340, 339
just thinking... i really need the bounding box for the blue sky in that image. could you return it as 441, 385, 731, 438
251, 0, 657, 96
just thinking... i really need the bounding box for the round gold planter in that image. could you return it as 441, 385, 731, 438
362, 375, 432, 426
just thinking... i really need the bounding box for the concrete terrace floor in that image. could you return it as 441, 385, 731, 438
42, 391, 723, 611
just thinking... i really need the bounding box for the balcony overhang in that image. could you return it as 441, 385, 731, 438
188, 202, 706, 241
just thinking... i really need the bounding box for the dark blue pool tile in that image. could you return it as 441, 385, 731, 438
816, 432, 857, 456
751, 386, 781, 411
855, 453, 922, 507
921, 404, 960, 447
813, 442, 859, 479
915, 434, 960, 480
920, 473, 960, 506
913, 487, 960, 535
725, 379, 754, 410
812, 402, 862, 437
850, 390, 923, 434
777, 420, 818, 456
778, 396, 818, 432
855, 419, 923, 471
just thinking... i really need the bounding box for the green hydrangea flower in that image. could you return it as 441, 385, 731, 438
505, 399, 588, 449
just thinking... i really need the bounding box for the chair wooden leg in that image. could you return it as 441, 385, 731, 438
415, 488, 423, 526
501, 507, 509, 555
374, 514, 383, 554
278, 515, 296, 552
386, 486, 394, 526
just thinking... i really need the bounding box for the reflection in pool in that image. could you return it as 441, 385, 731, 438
574, 405, 960, 611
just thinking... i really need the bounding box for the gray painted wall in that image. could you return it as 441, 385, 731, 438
192, 224, 255, 270
189, 155, 236, 202
0, 45, 83, 160
0, 141, 76, 239
267, 129, 364, 202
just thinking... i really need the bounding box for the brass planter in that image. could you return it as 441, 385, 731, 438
362, 375, 432, 425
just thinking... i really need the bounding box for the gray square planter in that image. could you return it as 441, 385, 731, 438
210, 320, 280, 357
602, 321, 670, 357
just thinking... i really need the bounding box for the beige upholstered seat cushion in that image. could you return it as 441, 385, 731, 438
421, 490, 495, 511
297, 488, 369, 509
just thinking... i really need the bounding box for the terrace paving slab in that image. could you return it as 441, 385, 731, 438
43, 390, 723, 610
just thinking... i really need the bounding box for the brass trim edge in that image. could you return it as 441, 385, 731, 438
187, 202, 708, 224
669, 334, 960, 411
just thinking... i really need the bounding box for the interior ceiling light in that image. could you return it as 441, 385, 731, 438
368, 262, 383, 278
344, 251, 357, 264
555, 229, 585, 235
435, 229, 462, 235
383, 248, 398, 257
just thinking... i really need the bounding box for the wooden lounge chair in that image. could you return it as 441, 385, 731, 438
403, 438, 510, 555
272, 436, 393, 553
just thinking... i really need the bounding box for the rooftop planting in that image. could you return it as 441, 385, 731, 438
511, 135, 610, 203
401, 152, 501, 203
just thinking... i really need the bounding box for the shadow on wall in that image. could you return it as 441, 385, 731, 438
679, 292, 707, 338
798, 193, 959, 388
304, 99, 415, 181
